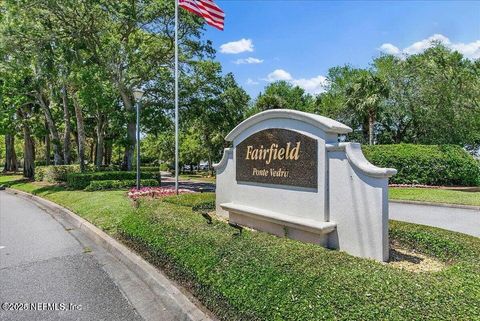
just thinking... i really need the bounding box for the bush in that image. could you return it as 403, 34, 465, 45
34, 166, 46, 182
133, 166, 160, 172
35, 165, 81, 183
67, 171, 160, 189
192, 200, 216, 213
389, 220, 479, 262
94, 165, 121, 172
159, 163, 171, 172
117, 193, 480, 321
162, 192, 215, 207
363, 144, 480, 186
34, 160, 48, 167
84, 179, 159, 191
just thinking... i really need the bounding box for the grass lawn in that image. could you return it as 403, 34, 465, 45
0, 174, 23, 184
390, 187, 480, 207
2, 175, 480, 320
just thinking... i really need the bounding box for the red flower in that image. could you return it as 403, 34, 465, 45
127, 186, 195, 199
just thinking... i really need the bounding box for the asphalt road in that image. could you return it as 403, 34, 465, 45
389, 202, 480, 238
0, 191, 143, 321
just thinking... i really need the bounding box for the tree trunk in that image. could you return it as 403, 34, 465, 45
119, 87, 135, 171
72, 95, 86, 172
368, 112, 375, 145
95, 115, 105, 168
23, 124, 35, 179
89, 141, 94, 164
62, 86, 72, 164
3, 134, 18, 172
209, 155, 214, 176
16, 108, 35, 178
45, 124, 51, 166
104, 142, 112, 166
36, 92, 63, 164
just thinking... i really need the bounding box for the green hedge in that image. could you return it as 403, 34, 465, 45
389, 220, 479, 262
84, 179, 159, 191
35, 165, 81, 183
132, 166, 161, 172
363, 144, 480, 186
67, 171, 160, 189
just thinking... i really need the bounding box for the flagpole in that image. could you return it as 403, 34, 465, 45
174, 0, 179, 195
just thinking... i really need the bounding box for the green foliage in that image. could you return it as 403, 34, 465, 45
345, 71, 389, 144
389, 220, 479, 262
35, 165, 81, 183
363, 144, 480, 186
118, 193, 480, 321
84, 179, 158, 191
159, 163, 171, 171
67, 171, 159, 189
191, 200, 216, 213
253, 81, 314, 113
34, 167, 46, 182
162, 192, 215, 207
316, 46, 480, 149
132, 166, 160, 172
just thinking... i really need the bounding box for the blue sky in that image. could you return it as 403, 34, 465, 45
203, 0, 480, 98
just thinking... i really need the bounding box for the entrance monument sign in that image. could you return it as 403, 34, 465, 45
214, 109, 396, 262
236, 128, 318, 188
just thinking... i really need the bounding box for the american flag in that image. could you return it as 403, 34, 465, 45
179, 0, 225, 31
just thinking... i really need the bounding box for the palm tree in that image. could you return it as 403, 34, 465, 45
346, 71, 389, 145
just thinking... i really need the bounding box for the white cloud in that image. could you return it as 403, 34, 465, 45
291, 75, 329, 95
379, 34, 480, 59
234, 57, 264, 65
246, 78, 259, 85
220, 38, 254, 54
263, 69, 328, 94
265, 69, 292, 82
379, 43, 400, 55
403, 34, 449, 55
451, 40, 480, 60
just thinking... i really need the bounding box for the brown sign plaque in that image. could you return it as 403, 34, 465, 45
236, 128, 318, 188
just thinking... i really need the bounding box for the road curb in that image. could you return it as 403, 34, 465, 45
5, 188, 212, 321
390, 199, 480, 211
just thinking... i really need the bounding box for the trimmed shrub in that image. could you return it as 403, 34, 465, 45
132, 166, 161, 172
94, 165, 121, 172
159, 163, 171, 171
192, 200, 215, 213
84, 179, 159, 191
363, 144, 480, 186
35, 165, 81, 183
67, 171, 160, 189
34, 166, 47, 182
34, 160, 48, 167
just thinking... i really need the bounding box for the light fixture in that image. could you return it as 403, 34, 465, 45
133, 88, 145, 101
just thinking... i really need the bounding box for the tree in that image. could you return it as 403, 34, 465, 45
345, 71, 389, 145
254, 81, 313, 113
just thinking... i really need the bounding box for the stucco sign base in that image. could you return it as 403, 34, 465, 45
214, 109, 396, 262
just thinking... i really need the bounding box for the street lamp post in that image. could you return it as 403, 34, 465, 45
133, 88, 145, 190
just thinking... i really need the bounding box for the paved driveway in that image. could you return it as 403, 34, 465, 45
389, 201, 480, 238
0, 191, 143, 321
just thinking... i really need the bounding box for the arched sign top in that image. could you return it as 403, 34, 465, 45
225, 109, 353, 142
